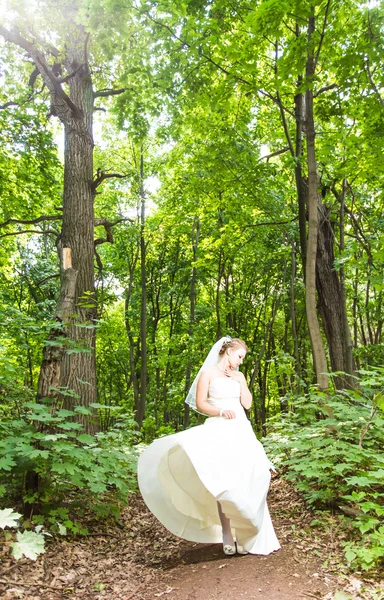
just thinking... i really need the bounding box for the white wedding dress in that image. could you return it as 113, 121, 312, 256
138, 377, 280, 554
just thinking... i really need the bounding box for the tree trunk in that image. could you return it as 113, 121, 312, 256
60, 34, 97, 429
215, 250, 224, 340
0, 21, 98, 431
316, 193, 355, 388
305, 9, 329, 391
289, 242, 302, 390
124, 242, 140, 415
184, 217, 200, 429
136, 148, 147, 428
294, 69, 307, 275
25, 248, 78, 517
37, 248, 78, 403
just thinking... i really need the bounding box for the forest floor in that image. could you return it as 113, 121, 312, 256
0, 477, 383, 600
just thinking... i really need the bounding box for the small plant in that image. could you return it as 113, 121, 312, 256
0, 508, 47, 560
264, 369, 384, 571
0, 399, 140, 528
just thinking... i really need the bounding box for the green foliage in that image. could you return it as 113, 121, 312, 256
264, 370, 384, 571
0, 507, 47, 561
1, 0, 384, 578
0, 398, 139, 525
0, 508, 22, 529
11, 529, 47, 561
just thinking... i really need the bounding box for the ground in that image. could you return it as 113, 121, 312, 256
0, 478, 383, 600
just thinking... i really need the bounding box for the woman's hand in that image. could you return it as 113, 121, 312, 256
220, 409, 236, 419
220, 366, 233, 377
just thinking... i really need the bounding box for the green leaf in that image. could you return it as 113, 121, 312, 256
345, 549, 357, 563
57, 523, 67, 536
0, 455, 17, 471
77, 434, 96, 444
0, 508, 22, 529
56, 409, 76, 418
51, 461, 78, 475
28, 449, 50, 459
333, 593, 353, 600
57, 422, 83, 431
11, 530, 46, 560
74, 405, 92, 415
49, 387, 80, 398
67, 347, 92, 355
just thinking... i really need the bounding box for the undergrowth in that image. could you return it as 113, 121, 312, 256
263, 368, 384, 573
0, 399, 139, 537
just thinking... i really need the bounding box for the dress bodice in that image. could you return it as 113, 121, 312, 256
209, 377, 240, 400
207, 377, 246, 420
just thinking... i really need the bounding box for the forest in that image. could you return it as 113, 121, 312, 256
0, 0, 383, 595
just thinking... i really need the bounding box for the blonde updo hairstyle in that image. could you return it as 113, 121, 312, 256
219, 337, 248, 356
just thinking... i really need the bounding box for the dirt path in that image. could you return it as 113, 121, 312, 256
138, 478, 335, 600
0, 478, 382, 600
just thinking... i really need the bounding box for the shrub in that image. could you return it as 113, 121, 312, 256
0, 400, 139, 530
263, 369, 384, 571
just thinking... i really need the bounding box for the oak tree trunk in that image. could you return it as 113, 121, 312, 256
59, 34, 97, 429
0, 23, 98, 431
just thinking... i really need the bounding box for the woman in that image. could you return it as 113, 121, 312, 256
138, 337, 280, 556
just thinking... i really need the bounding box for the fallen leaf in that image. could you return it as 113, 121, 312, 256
333, 592, 352, 600
154, 586, 174, 597
347, 577, 362, 591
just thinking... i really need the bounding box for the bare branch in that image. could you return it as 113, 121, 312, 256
259, 89, 296, 118
94, 217, 133, 227
94, 246, 103, 272
258, 146, 290, 162
91, 170, 130, 192
314, 83, 338, 97
0, 229, 59, 239
244, 217, 298, 228
275, 41, 295, 155
365, 58, 384, 107
57, 63, 85, 84
36, 273, 60, 286
94, 217, 133, 246
26, 25, 59, 58
0, 25, 82, 118
314, 0, 331, 71
94, 88, 130, 98
0, 215, 62, 229
0, 100, 19, 110
94, 236, 112, 246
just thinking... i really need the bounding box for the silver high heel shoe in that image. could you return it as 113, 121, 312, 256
223, 543, 236, 556
236, 542, 249, 555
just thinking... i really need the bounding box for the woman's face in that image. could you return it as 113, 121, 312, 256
228, 346, 246, 369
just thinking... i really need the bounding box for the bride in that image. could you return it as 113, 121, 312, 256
138, 337, 280, 556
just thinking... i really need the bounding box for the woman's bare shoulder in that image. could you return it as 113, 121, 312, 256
199, 365, 217, 382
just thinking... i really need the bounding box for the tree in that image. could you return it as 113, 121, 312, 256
140, 0, 383, 391
0, 0, 150, 427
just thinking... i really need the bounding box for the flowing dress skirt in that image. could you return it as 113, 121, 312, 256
138, 387, 280, 555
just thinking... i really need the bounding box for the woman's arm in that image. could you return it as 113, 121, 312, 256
196, 370, 221, 416
237, 372, 252, 409
196, 370, 236, 418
